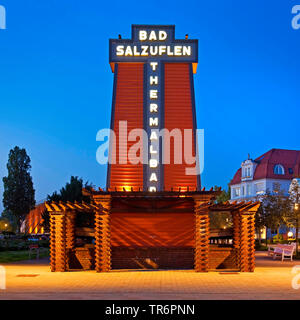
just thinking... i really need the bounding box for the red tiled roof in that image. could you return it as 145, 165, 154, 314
230, 149, 300, 185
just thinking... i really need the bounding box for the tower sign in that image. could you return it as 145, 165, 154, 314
108, 25, 199, 192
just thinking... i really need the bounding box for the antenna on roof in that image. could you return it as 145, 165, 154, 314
248, 153, 250, 160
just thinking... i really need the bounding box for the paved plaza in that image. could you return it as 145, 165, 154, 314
0, 252, 300, 300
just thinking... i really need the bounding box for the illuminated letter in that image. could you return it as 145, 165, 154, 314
141, 46, 149, 56
150, 76, 158, 85
125, 46, 133, 56
183, 46, 191, 56
150, 173, 158, 182
158, 46, 166, 55
149, 46, 158, 56
139, 30, 147, 41
150, 103, 158, 113
167, 46, 174, 56
174, 46, 182, 56
116, 45, 124, 56
149, 30, 157, 41
149, 117, 158, 127
150, 145, 157, 154
149, 186, 157, 192
133, 46, 140, 56
149, 159, 158, 168
150, 130, 158, 141
150, 90, 158, 99
150, 62, 158, 71
159, 31, 167, 41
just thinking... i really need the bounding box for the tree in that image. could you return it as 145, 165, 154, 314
210, 186, 232, 229
285, 179, 300, 253
259, 186, 291, 243
2, 146, 35, 232
215, 186, 231, 204
254, 202, 265, 246
41, 176, 94, 231
0, 209, 18, 232
47, 176, 92, 203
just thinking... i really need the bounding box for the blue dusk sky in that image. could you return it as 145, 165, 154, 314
0, 0, 299, 210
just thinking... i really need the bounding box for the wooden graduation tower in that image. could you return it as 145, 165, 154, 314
48, 25, 259, 273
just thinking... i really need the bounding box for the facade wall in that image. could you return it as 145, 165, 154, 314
108, 63, 145, 190
163, 63, 198, 191
231, 178, 292, 201
110, 212, 195, 247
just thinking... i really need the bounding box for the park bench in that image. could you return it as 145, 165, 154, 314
268, 243, 296, 261
29, 244, 40, 259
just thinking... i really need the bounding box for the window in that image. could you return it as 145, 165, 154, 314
233, 188, 240, 197
255, 183, 264, 194
274, 164, 285, 175
288, 168, 293, 174
243, 167, 251, 177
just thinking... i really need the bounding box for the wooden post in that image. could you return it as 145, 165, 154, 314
53, 213, 67, 272
95, 196, 112, 272
232, 211, 241, 270
239, 213, 249, 272
247, 213, 256, 272
49, 212, 56, 272
65, 211, 76, 270
194, 200, 210, 272
66, 211, 76, 249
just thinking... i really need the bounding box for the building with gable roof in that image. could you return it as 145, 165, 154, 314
230, 149, 300, 201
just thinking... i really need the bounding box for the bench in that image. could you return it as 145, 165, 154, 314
29, 244, 40, 259
268, 243, 296, 261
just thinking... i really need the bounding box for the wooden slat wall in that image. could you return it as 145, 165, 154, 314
109, 63, 145, 190
111, 212, 195, 247
164, 63, 198, 191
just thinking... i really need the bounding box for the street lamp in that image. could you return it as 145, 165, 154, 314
288, 231, 293, 238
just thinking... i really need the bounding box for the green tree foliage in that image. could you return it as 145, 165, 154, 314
285, 179, 300, 252
210, 186, 232, 229
259, 184, 292, 243
215, 186, 231, 204
47, 176, 92, 203
0, 209, 18, 232
2, 146, 35, 231
41, 176, 94, 231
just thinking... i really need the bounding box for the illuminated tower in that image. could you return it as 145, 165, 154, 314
107, 25, 200, 192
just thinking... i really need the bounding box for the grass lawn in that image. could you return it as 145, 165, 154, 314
0, 248, 49, 263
